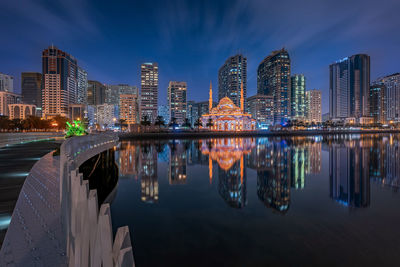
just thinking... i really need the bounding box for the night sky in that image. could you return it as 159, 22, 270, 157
1, 0, 399, 113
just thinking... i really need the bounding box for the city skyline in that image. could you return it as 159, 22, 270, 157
1, 0, 400, 113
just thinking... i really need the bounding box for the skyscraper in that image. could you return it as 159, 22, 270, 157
246, 94, 274, 127
140, 63, 158, 123
257, 49, 291, 124
374, 73, 400, 122
158, 104, 169, 124
77, 67, 88, 105
290, 74, 306, 120
21, 72, 42, 108
306, 89, 322, 123
42, 45, 78, 118
369, 83, 386, 124
329, 54, 370, 120
119, 94, 139, 125
106, 84, 138, 105
218, 54, 247, 108
0, 73, 14, 92
167, 81, 187, 125
87, 80, 106, 106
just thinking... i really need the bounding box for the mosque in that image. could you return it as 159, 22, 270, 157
201, 82, 256, 131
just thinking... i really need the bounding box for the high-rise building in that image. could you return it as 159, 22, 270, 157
167, 81, 187, 125
374, 73, 400, 122
218, 54, 247, 108
106, 84, 138, 105
42, 45, 78, 118
0, 91, 20, 116
369, 84, 386, 124
306, 89, 322, 123
186, 101, 196, 126
77, 67, 88, 105
246, 94, 274, 127
0, 73, 14, 92
21, 72, 42, 108
329, 54, 370, 120
257, 49, 291, 124
158, 104, 169, 124
140, 63, 158, 123
87, 80, 106, 106
119, 94, 139, 125
291, 74, 306, 120
96, 104, 118, 128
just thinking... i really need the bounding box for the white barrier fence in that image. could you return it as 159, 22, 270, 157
60, 133, 134, 267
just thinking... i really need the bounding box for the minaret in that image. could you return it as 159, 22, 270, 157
240, 81, 244, 112
209, 81, 213, 113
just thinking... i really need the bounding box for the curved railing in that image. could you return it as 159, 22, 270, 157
60, 133, 134, 267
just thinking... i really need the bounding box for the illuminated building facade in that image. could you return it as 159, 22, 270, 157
96, 104, 118, 128
119, 94, 139, 125
0, 91, 20, 116
330, 54, 370, 120
8, 104, 36, 119
77, 67, 88, 105
246, 94, 274, 128
291, 74, 306, 120
140, 63, 159, 123
218, 54, 247, 108
257, 48, 291, 124
374, 73, 400, 122
306, 89, 322, 123
42, 46, 78, 118
369, 83, 386, 124
167, 81, 187, 125
158, 104, 169, 124
201, 83, 255, 131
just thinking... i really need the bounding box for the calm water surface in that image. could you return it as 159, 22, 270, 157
110, 134, 400, 266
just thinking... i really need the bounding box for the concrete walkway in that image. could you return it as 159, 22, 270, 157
0, 152, 67, 266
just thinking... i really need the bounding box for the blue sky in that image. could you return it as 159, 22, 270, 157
1, 0, 399, 113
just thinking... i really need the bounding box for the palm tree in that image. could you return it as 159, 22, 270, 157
140, 115, 151, 131
169, 117, 178, 130
181, 118, 192, 129
154, 116, 165, 130
52, 115, 68, 130
206, 118, 214, 130
194, 118, 202, 131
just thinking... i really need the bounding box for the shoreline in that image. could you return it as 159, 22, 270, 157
119, 129, 400, 140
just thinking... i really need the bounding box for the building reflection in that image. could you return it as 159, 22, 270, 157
256, 140, 291, 214
168, 141, 187, 184
329, 137, 370, 208
201, 138, 254, 208
139, 142, 159, 203
118, 141, 139, 178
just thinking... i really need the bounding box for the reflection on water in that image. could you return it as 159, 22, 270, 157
116, 134, 400, 211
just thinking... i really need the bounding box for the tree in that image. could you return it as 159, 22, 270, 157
194, 118, 202, 131
118, 119, 128, 131
52, 115, 68, 130
206, 118, 214, 130
140, 115, 151, 131
181, 118, 191, 129
154, 116, 165, 129
169, 117, 178, 130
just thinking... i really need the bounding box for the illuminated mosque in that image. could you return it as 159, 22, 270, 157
201, 82, 256, 131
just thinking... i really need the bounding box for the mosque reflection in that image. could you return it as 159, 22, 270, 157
117, 134, 400, 212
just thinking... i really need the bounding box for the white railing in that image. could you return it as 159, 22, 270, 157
60, 133, 134, 267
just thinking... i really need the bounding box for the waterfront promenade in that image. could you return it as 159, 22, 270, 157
0, 132, 64, 148
0, 133, 134, 267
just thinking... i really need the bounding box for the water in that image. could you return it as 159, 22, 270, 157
110, 134, 400, 266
